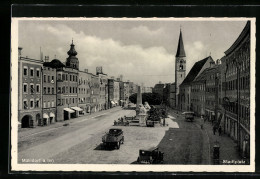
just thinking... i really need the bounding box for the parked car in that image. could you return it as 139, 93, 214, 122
182, 111, 195, 122
137, 147, 164, 164
102, 128, 124, 149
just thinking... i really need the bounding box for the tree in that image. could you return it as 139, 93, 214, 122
129, 92, 163, 105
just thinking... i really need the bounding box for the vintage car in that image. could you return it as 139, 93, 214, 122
102, 128, 124, 149
114, 117, 130, 126
182, 112, 195, 122
137, 147, 164, 164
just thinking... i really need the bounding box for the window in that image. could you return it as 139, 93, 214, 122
57, 99, 61, 106
30, 68, 34, 77
36, 69, 40, 77
48, 75, 50, 83
73, 98, 74, 103
73, 87, 75, 93
62, 99, 64, 105
30, 99, 34, 108
23, 66, 28, 76
62, 87, 65, 93
35, 99, 40, 108
76, 76, 77, 82
73, 75, 75, 81
23, 100, 28, 109
43, 87, 46, 94
58, 74, 62, 80
70, 75, 72, 81
48, 102, 50, 108
62, 74, 65, 81
52, 101, 55, 107
23, 83, 28, 93
48, 87, 50, 94
51, 76, 54, 81
52, 87, 55, 94
66, 98, 68, 104
70, 87, 72, 93
36, 84, 40, 93
44, 75, 46, 82
30, 84, 34, 94
66, 74, 68, 81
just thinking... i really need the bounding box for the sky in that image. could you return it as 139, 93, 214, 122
18, 19, 247, 87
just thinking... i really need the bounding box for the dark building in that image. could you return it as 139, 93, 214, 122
222, 21, 250, 158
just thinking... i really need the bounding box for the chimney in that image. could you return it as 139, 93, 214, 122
45, 56, 49, 62
18, 47, 23, 59
96, 66, 103, 75
84, 69, 88, 73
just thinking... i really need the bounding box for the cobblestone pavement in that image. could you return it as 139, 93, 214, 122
169, 108, 243, 165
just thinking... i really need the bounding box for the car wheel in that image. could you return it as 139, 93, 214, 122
117, 142, 120, 149
137, 157, 140, 163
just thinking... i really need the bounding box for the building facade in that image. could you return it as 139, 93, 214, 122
78, 69, 92, 114
42, 63, 57, 126
18, 47, 43, 128
179, 56, 215, 111
222, 21, 250, 158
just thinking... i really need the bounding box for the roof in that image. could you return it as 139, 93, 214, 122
224, 21, 250, 56
176, 30, 186, 57
181, 56, 213, 85
194, 66, 218, 82
154, 84, 165, 89
43, 59, 65, 68
140, 146, 158, 151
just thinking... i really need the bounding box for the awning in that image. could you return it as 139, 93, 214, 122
43, 113, 49, 119
111, 101, 115, 105
71, 106, 83, 111
50, 112, 55, 117
64, 108, 75, 113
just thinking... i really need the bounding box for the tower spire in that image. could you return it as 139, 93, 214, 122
176, 29, 186, 57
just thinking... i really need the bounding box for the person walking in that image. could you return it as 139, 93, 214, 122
218, 126, 222, 136
213, 125, 217, 135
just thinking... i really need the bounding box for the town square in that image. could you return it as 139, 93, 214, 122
14, 19, 252, 167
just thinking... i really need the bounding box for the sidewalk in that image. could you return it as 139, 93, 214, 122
18, 106, 122, 138
202, 120, 242, 164
167, 108, 242, 165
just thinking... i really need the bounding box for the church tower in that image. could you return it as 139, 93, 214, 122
175, 29, 186, 107
66, 40, 79, 70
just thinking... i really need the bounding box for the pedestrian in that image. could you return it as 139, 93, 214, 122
213, 126, 217, 135
218, 126, 222, 136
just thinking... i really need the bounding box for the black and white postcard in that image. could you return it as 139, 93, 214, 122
11, 18, 255, 172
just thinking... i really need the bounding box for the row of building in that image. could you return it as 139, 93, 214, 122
153, 21, 251, 159
18, 41, 142, 128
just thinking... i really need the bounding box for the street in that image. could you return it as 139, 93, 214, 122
18, 107, 209, 164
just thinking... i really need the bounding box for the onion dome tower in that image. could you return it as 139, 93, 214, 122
66, 40, 79, 70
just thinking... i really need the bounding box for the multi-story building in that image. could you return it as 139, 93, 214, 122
204, 65, 218, 120
90, 74, 100, 113
108, 79, 120, 108
52, 41, 80, 121
222, 21, 250, 158
18, 47, 43, 128
96, 67, 108, 110
42, 59, 57, 126
163, 83, 171, 106
179, 56, 214, 111
169, 83, 176, 108
152, 83, 165, 98
78, 69, 92, 114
